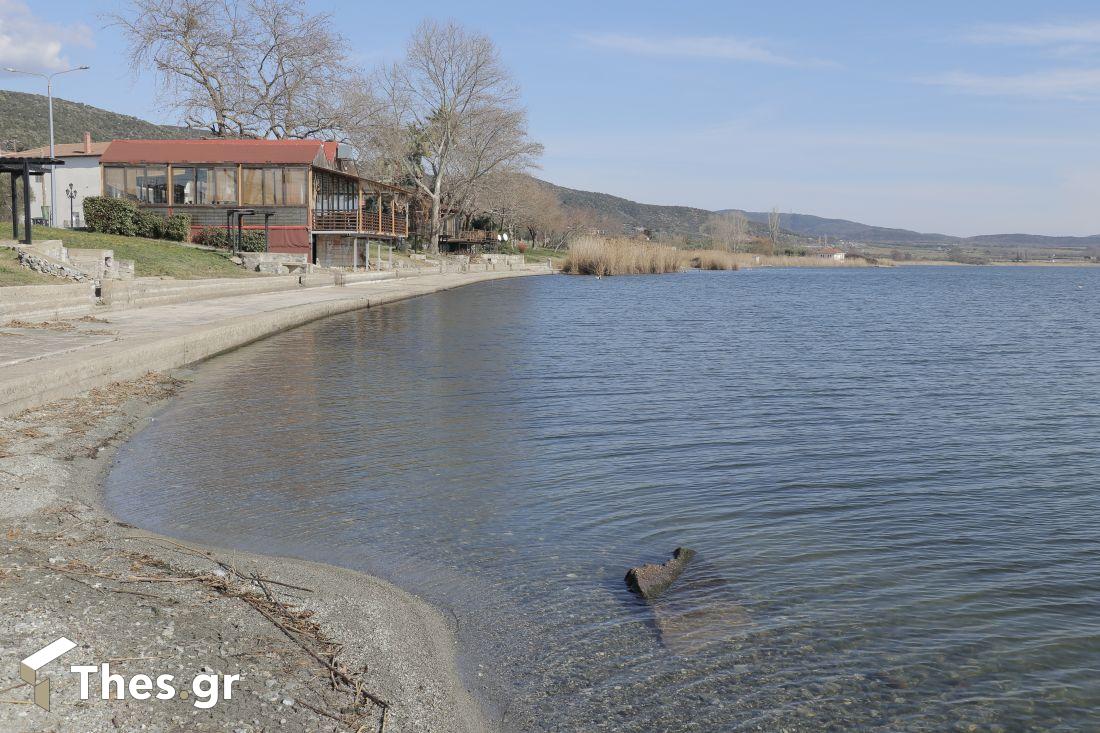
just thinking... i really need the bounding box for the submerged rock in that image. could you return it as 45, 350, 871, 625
624, 550, 751, 654
625, 547, 696, 599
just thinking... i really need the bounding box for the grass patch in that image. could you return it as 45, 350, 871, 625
11, 226, 257, 280
518, 245, 562, 268
0, 248, 57, 286
561, 236, 681, 276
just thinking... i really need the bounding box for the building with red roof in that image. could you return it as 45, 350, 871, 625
98, 138, 410, 264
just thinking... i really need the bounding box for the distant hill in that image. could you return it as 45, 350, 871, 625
539, 180, 771, 240
5, 91, 1099, 249
965, 232, 1100, 248
542, 180, 713, 237
736, 211, 958, 246
0, 91, 202, 151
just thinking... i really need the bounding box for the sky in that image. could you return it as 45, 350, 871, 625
5, 0, 1100, 236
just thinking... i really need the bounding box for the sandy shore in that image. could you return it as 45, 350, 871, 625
0, 372, 492, 732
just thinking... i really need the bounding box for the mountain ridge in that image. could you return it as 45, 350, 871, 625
4, 91, 1097, 248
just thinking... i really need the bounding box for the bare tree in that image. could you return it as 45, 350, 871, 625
473, 172, 544, 236
703, 211, 749, 251
110, 0, 356, 138
356, 20, 542, 253
768, 208, 781, 252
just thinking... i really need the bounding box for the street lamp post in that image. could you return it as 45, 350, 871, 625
4, 65, 90, 228
65, 183, 77, 229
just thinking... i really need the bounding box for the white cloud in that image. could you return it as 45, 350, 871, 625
578, 32, 833, 68
963, 20, 1100, 46
918, 68, 1100, 100
0, 0, 92, 74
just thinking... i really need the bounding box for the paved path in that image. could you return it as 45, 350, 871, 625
0, 268, 545, 416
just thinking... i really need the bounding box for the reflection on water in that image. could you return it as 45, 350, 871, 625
107, 267, 1100, 731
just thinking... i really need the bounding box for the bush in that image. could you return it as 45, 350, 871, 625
194, 226, 267, 252
134, 209, 163, 239
83, 196, 138, 236
162, 214, 191, 242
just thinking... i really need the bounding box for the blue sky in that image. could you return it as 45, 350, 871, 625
6, 0, 1100, 236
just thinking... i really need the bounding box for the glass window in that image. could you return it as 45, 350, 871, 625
136, 166, 167, 204
105, 168, 127, 199
263, 169, 281, 206
194, 168, 211, 205
241, 167, 263, 205
214, 167, 237, 205
172, 167, 195, 205
284, 168, 306, 205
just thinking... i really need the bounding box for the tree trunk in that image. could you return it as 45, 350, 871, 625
428, 175, 444, 255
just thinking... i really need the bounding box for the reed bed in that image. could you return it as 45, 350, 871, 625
688, 251, 881, 269
734, 253, 879, 268
561, 236, 681, 276
684, 249, 740, 270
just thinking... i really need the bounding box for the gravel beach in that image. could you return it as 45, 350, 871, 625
0, 372, 491, 732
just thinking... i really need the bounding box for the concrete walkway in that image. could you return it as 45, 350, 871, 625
0, 268, 545, 417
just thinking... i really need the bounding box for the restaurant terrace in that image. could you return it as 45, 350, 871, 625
98, 139, 411, 266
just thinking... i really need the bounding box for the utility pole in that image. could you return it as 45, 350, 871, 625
4, 65, 90, 227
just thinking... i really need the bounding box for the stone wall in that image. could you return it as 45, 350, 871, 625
16, 250, 90, 282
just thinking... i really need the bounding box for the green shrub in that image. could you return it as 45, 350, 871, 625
194, 226, 267, 252
83, 196, 138, 236
134, 209, 163, 239
162, 214, 191, 242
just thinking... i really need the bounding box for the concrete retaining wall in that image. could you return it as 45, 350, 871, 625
343, 271, 399, 285
0, 282, 97, 322
99, 274, 336, 310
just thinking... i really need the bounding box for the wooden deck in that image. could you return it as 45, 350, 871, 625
443, 229, 497, 243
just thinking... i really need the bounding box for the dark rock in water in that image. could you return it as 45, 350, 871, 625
625, 547, 697, 599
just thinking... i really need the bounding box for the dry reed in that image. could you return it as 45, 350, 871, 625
561, 236, 681, 276
695, 252, 882, 269
684, 249, 740, 270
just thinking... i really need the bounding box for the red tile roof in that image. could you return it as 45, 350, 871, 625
0, 141, 110, 158
100, 139, 340, 165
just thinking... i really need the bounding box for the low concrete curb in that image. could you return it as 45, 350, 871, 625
0, 281, 97, 321
0, 270, 542, 418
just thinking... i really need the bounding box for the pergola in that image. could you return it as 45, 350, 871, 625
1, 156, 64, 245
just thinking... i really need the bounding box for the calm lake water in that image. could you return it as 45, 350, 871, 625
106, 267, 1100, 731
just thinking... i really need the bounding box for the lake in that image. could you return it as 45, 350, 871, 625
106, 266, 1100, 731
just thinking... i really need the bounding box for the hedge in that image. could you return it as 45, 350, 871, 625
84, 196, 138, 236
82, 196, 191, 242
193, 226, 267, 252
134, 209, 163, 239
163, 214, 190, 242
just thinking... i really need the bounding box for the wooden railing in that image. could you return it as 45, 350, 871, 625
452, 230, 497, 243
313, 210, 358, 231
361, 208, 408, 236
313, 208, 408, 236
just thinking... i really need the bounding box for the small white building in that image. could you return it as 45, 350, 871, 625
0, 133, 107, 228
816, 246, 846, 261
